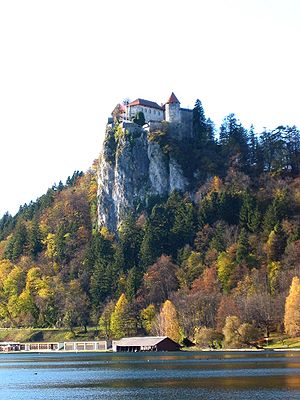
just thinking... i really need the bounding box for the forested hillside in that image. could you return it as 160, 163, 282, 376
0, 100, 299, 347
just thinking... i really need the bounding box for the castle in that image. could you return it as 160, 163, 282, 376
111, 92, 192, 125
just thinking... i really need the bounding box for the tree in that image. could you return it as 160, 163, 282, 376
12, 222, 28, 260
140, 204, 172, 267
140, 304, 156, 334
143, 255, 179, 305
133, 111, 145, 126
110, 293, 136, 339
98, 300, 115, 339
239, 192, 260, 232
219, 113, 250, 172
117, 214, 143, 271
177, 251, 204, 289
28, 219, 43, 259
284, 276, 300, 337
236, 228, 256, 267
217, 246, 237, 292
222, 315, 259, 348
265, 223, 287, 262
193, 99, 207, 143
159, 300, 181, 343
194, 327, 223, 349
63, 280, 90, 332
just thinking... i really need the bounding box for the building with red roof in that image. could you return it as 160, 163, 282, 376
111, 93, 191, 125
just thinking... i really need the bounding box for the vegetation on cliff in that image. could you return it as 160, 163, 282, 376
0, 100, 299, 348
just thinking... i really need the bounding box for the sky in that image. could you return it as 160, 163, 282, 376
0, 0, 299, 217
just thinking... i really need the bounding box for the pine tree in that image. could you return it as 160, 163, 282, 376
12, 222, 28, 260
28, 219, 43, 259
193, 99, 207, 143
266, 223, 287, 262
133, 111, 145, 126
236, 228, 251, 264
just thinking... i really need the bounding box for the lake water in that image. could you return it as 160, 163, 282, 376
0, 350, 300, 399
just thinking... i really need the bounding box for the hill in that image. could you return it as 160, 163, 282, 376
0, 99, 299, 348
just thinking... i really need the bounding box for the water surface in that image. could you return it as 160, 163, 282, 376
1, 350, 300, 399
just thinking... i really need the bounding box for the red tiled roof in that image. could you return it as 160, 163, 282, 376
128, 98, 163, 110
166, 92, 180, 104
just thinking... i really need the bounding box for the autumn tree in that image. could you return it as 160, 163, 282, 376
142, 255, 179, 305
284, 276, 300, 337
194, 327, 223, 349
222, 315, 260, 348
110, 293, 136, 339
98, 300, 115, 339
63, 280, 90, 332
140, 304, 156, 334
158, 300, 181, 343
217, 245, 237, 292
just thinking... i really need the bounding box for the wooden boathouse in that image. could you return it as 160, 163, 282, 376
112, 336, 181, 352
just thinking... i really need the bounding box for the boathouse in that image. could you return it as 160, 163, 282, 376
112, 336, 180, 352
63, 340, 111, 351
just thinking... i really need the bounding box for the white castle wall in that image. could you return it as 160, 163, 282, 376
128, 105, 163, 122
165, 102, 181, 122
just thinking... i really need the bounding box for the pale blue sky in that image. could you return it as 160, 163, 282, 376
0, 0, 299, 216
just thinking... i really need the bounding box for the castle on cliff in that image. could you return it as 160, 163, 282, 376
111, 92, 192, 125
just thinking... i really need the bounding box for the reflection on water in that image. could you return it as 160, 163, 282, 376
0, 351, 300, 400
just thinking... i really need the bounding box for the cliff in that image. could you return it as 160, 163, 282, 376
97, 121, 189, 232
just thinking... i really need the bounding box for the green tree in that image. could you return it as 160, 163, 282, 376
98, 300, 115, 339
239, 192, 260, 232
28, 219, 43, 259
236, 228, 252, 265
193, 99, 207, 143
12, 222, 28, 260
219, 113, 250, 172
140, 204, 172, 267
265, 223, 287, 262
117, 214, 143, 271
133, 111, 145, 126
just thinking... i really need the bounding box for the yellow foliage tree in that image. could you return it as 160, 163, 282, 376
110, 293, 136, 339
284, 276, 300, 337
140, 304, 156, 334
159, 300, 181, 343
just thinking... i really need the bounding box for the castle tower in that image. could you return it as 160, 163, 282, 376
165, 92, 181, 123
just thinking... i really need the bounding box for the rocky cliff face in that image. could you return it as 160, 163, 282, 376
97, 121, 188, 232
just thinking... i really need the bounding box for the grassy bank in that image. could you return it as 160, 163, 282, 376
265, 333, 300, 349
0, 327, 99, 343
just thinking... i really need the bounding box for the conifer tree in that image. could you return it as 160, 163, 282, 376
12, 222, 28, 260
193, 99, 207, 143
266, 223, 287, 262
236, 228, 251, 264
28, 219, 43, 259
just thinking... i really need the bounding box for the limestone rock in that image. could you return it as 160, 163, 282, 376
97, 122, 189, 232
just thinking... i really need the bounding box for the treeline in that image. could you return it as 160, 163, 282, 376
0, 101, 299, 347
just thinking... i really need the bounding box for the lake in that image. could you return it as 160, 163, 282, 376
0, 350, 300, 399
